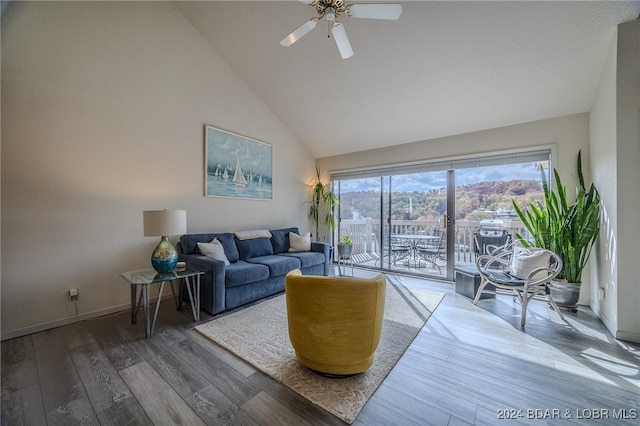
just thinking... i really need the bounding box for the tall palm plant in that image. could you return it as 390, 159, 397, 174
512, 151, 600, 283
308, 167, 339, 242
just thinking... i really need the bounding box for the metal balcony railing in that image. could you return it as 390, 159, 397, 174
334, 218, 530, 271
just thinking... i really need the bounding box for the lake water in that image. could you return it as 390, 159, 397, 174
206, 174, 272, 200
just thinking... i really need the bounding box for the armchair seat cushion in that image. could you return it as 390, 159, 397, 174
482, 269, 525, 286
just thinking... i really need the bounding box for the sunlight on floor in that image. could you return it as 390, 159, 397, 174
377, 268, 640, 392
562, 316, 614, 342
581, 347, 640, 385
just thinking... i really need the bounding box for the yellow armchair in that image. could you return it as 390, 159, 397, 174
284, 269, 386, 376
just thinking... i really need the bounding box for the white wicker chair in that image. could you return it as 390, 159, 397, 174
473, 248, 564, 327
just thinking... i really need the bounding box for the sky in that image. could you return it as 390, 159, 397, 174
337, 162, 547, 193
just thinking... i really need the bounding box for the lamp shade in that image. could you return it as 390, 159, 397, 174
143, 210, 187, 237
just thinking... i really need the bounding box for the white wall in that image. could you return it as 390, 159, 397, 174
318, 113, 589, 186
614, 19, 640, 342
1, 2, 315, 338
591, 19, 640, 342
590, 31, 619, 334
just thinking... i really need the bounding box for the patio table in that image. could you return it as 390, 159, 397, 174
392, 234, 440, 268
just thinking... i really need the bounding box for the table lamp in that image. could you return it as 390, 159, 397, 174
143, 209, 187, 273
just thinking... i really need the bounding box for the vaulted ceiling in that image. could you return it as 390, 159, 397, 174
175, 1, 640, 158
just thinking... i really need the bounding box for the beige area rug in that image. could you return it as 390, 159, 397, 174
195, 275, 445, 424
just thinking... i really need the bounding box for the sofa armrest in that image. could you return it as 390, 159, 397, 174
311, 241, 331, 276
183, 254, 227, 315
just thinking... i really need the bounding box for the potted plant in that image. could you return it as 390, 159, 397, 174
512, 151, 601, 307
337, 235, 353, 258
308, 167, 339, 242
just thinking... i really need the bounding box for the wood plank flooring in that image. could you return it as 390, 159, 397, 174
2, 269, 639, 425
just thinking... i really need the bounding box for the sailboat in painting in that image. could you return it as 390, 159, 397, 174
233, 153, 248, 188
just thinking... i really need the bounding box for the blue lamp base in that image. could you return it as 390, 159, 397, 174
151, 236, 178, 273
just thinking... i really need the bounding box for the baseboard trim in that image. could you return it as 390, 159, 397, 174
590, 303, 640, 344
1, 294, 175, 341
615, 330, 640, 344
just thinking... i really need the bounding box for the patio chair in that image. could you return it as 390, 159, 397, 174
473, 246, 564, 327
416, 228, 446, 273
389, 237, 412, 265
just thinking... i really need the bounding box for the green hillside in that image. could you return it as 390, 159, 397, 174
338, 180, 543, 221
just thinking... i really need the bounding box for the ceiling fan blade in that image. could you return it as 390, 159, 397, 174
348, 4, 402, 20
330, 23, 354, 59
297, 0, 315, 4
280, 18, 318, 47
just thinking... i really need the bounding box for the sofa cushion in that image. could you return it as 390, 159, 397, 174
280, 251, 325, 269
180, 233, 216, 255
270, 227, 299, 254
236, 237, 274, 260
247, 255, 301, 276
180, 233, 240, 263
214, 233, 241, 263
225, 261, 270, 288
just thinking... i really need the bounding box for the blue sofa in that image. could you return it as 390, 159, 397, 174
177, 227, 330, 315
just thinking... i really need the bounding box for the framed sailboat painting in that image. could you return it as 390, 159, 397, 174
204, 125, 273, 200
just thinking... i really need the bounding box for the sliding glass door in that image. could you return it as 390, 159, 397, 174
332, 149, 551, 281
336, 170, 452, 280
335, 177, 383, 267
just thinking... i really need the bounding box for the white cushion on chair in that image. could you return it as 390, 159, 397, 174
510, 246, 550, 280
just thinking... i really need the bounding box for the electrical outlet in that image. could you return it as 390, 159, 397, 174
69, 288, 79, 301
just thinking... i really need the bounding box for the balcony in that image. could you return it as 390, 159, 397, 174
335, 218, 529, 278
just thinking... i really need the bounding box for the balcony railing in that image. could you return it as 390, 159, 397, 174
335, 218, 530, 271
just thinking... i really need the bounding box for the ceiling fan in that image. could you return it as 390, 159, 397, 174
279, 0, 402, 59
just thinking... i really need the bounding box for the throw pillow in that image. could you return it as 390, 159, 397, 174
197, 239, 230, 265
510, 246, 550, 280
288, 232, 311, 252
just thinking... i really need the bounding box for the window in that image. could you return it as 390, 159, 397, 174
331, 148, 551, 279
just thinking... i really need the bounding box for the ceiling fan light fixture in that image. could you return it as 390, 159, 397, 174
325, 7, 336, 22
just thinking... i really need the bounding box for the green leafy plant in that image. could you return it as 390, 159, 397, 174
339, 235, 352, 245
308, 167, 339, 242
512, 151, 600, 283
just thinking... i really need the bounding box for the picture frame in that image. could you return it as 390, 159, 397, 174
204, 125, 273, 200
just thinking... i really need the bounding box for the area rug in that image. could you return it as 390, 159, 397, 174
195, 275, 445, 424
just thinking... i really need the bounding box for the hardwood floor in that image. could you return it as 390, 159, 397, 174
2, 269, 639, 425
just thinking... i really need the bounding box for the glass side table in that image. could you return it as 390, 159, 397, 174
119, 267, 205, 337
